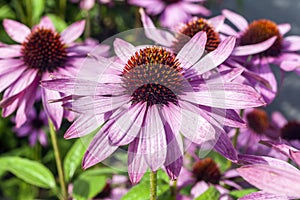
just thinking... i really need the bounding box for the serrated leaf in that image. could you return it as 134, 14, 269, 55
195, 186, 220, 200
229, 188, 258, 199
46, 14, 67, 32
122, 179, 169, 200
72, 171, 107, 200
63, 139, 86, 182
0, 157, 56, 189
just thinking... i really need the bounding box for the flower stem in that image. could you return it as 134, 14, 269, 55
150, 171, 157, 200
170, 180, 177, 200
233, 109, 245, 148
49, 119, 67, 200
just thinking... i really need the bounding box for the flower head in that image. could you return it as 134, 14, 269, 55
0, 17, 107, 130
42, 31, 265, 183
129, 0, 211, 27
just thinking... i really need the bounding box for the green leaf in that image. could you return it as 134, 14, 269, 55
195, 186, 220, 200
0, 5, 15, 19
229, 188, 258, 199
63, 139, 86, 182
72, 171, 107, 200
206, 151, 230, 172
0, 157, 56, 189
122, 177, 169, 200
46, 14, 67, 32
32, 0, 45, 22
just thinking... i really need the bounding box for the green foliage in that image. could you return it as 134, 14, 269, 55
229, 188, 258, 199
194, 186, 220, 200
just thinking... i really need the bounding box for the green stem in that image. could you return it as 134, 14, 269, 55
59, 0, 67, 19
49, 119, 67, 200
233, 109, 245, 148
170, 180, 177, 200
84, 10, 91, 39
150, 171, 157, 200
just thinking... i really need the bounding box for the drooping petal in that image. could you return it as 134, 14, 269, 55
42, 88, 63, 130
192, 36, 236, 74
160, 4, 189, 28
113, 38, 137, 64
128, 137, 148, 184
177, 31, 207, 68
82, 130, 118, 169
271, 111, 287, 128
232, 36, 277, 56
141, 105, 167, 171
239, 191, 289, 200
108, 103, 146, 146
139, 8, 174, 47
222, 9, 248, 31
3, 19, 30, 43
213, 129, 238, 162
61, 20, 86, 44
237, 164, 300, 198
180, 83, 265, 109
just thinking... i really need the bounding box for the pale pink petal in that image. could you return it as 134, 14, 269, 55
232, 36, 277, 56
38, 130, 48, 146
140, 105, 167, 171
180, 83, 265, 109
113, 38, 136, 63
191, 181, 209, 198
80, 0, 95, 10
42, 88, 63, 130
3, 19, 30, 43
108, 103, 146, 146
277, 23, 291, 35
0, 47, 22, 58
38, 16, 55, 30
0, 59, 24, 74
290, 150, 300, 166
283, 36, 300, 51
222, 9, 248, 31
219, 23, 238, 36
181, 2, 211, 16
177, 31, 207, 68
240, 191, 289, 200
82, 131, 118, 169
193, 36, 236, 74
160, 4, 189, 27
208, 15, 225, 32
0, 65, 27, 93
61, 20, 86, 44
280, 60, 300, 71
128, 137, 148, 184
237, 164, 300, 197
271, 111, 287, 128
139, 8, 174, 47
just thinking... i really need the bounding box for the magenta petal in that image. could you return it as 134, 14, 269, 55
277, 23, 291, 35
239, 191, 289, 200
82, 130, 118, 169
177, 31, 206, 68
108, 103, 146, 146
113, 38, 136, 63
3, 19, 30, 43
0, 65, 26, 93
222, 9, 248, 31
141, 105, 167, 171
283, 36, 300, 51
232, 36, 277, 56
237, 164, 300, 198
193, 36, 236, 74
208, 15, 225, 32
280, 60, 300, 71
128, 137, 148, 184
38, 16, 55, 30
214, 129, 238, 161
42, 88, 63, 130
139, 8, 174, 47
38, 130, 48, 146
61, 20, 86, 44
271, 111, 287, 128
0, 47, 22, 58
160, 4, 189, 27
290, 150, 300, 166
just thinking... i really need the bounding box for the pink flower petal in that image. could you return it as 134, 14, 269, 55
214, 129, 238, 162
237, 164, 300, 198
177, 31, 207, 68
290, 150, 300, 166
82, 130, 118, 169
208, 15, 225, 32
283, 36, 300, 51
3, 19, 30, 43
38, 16, 55, 30
232, 36, 277, 56
0, 46, 22, 58
222, 9, 248, 31
220, 23, 238, 36
139, 8, 174, 47
280, 60, 300, 71
0, 65, 27, 93
239, 191, 289, 200
113, 38, 136, 63
271, 111, 287, 128
61, 20, 86, 44
181, 2, 211, 16
277, 23, 291, 35
160, 4, 189, 27
193, 36, 236, 74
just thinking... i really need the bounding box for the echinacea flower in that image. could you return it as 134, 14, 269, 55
70, 0, 112, 10
0, 17, 105, 130
42, 31, 265, 183
237, 150, 300, 199
12, 108, 48, 147
221, 9, 300, 103
129, 0, 211, 27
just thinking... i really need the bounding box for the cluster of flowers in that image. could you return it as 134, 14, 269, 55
1, 0, 300, 199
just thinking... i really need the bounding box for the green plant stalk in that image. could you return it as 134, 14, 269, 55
150, 171, 157, 200
49, 119, 67, 200
170, 179, 177, 200
59, 0, 67, 19
84, 10, 91, 39
25, 0, 33, 27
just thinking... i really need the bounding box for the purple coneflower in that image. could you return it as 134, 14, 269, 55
221, 9, 300, 103
129, 0, 211, 27
42, 31, 265, 183
0, 17, 92, 130
13, 108, 48, 147
70, 0, 112, 10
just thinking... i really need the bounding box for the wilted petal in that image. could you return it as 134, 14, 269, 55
222, 9, 248, 31
61, 20, 86, 44
3, 19, 30, 43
